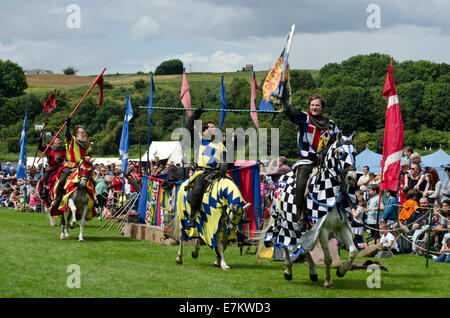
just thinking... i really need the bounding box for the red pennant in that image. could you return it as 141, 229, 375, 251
42, 89, 56, 113
94, 75, 103, 106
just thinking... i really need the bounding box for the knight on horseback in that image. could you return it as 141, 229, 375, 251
184, 107, 232, 226
280, 85, 340, 233
37, 134, 66, 207
50, 117, 93, 215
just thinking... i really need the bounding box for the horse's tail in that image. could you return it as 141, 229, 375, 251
170, 209, 181, 241
252, 215, 274, 247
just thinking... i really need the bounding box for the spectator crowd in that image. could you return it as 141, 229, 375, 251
2, 144, 450, 263
258, 147, 450, 263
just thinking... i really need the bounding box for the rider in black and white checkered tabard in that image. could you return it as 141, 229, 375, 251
280, 84, 340, 233
264, 136, 357, 250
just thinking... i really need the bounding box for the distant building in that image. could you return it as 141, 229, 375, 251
244, 64, 254, 72
24, 69, 53, 75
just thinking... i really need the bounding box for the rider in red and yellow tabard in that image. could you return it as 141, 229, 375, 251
50, 117, 96, 218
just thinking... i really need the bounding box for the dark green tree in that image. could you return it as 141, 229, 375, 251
154, 59, 183, 75
0, 59, 28, 98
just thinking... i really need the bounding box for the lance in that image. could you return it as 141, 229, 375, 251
36, 68, 106, 164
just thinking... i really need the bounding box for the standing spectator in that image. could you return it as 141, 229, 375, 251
403, 146, 414, 165
95, 174, 110, 217
382, 190, 399, 227
111, 169, 123, 196
351, 191, 366, 248
424, 167, 442, 205
364, 172, 376, 201
399, 161, 411, 205
28, 187, 41, 212
439, 164, 450, 203
365, 183, 384, 244
357, 166, 370, 192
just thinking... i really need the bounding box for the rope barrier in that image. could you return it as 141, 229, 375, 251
138, 106, 282, 113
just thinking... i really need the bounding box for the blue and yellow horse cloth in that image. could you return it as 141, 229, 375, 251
175, 174, 249, 249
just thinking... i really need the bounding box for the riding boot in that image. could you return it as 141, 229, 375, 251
50, 170, 69, 214
295, 164, 314, 233
187, 173, 208, 227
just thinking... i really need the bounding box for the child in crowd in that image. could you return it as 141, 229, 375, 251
434, 232, 450, 263
379, 223, 400, 254
351, 191, 366, 248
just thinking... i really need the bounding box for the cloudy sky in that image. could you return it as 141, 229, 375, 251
0, 0, 449, 75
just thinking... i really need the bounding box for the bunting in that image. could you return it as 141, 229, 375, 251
119, 89, 133, 174
180, 70, 192, 117
250, 71, 260, 132
218, 76, 227, 130
17, 108, 27, 180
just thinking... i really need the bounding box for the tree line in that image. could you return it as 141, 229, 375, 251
0, 53, 448, 161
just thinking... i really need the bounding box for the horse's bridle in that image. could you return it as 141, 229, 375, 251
332, 139, 356, 189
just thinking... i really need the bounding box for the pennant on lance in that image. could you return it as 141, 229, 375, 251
259, 24, 295, 111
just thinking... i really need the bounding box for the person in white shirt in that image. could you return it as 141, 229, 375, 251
379, 223, 399, 253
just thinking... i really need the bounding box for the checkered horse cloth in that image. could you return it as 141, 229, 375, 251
264, 135, 357, 251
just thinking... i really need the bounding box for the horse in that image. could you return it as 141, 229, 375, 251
262, 131, 358, 288
57, 157, 97, 241
172, 175, 251, 270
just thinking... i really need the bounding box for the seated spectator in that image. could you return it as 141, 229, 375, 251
398, 160, 411, 205
434, 231, 450, 263
379, 223, 400, 254
424, 167, 442, 205
439, 164, 450, 203
405, 196, 430, 232
404, 163, 427, 193
398, 190, 419, 223
422, 200, 450, 252
358, 223, 399, 257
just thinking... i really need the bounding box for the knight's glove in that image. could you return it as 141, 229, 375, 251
218, 163, 228, 178
65, 116, 71, 127
192, 105, 204, 120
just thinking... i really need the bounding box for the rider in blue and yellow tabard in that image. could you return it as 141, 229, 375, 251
185, 108, 230, 224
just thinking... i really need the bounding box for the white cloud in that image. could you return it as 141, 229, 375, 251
130, 16, 160, 41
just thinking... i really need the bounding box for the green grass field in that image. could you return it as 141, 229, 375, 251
0, 207, 448, 298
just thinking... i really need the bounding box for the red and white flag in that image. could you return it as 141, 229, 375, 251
180, 70, 192, 117
250, 71, 260, 132
381, 58, 404, 191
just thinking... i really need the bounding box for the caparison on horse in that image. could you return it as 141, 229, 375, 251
262, 131, 358, 288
